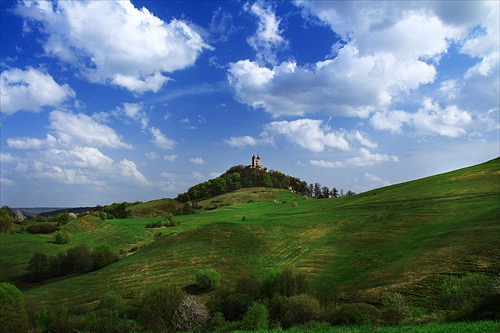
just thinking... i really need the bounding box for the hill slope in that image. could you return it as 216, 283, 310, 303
23, 158, 500, 309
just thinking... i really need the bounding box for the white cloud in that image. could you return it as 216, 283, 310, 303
364, 173, 392, 187
16, 0, 211, 93
190, 157, 205, 165
371, 99, 473, 137
7, 134, 58, 150
1, 67, 75, 114
120, 103, 149, 129
311, 148, 398, 168
245, 1, 288, 65
163, 155, 178, 161
263, 119, 350, 152
224, 136, 258, 148
228, 47, 436, 118
118, 159, 149, 185
0, 153, 21, 163
150, 127, 176, 150
0, 177, 15, 186
49, 111, 132, 148
145, 152, 159, 160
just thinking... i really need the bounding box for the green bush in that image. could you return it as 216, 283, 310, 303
381, 292, 411, 325
138, 285, 186, 333
27, 223, 59, 234
441, 273, 497, 320
0, 282, 30, 332
327, 303, 382, 326
91, 243, 117, 270
53, 230, 71, 244
220, 292, 253, 321
196, 268, 221, 290
241, 302, 269, 330
282, 293, 323, 328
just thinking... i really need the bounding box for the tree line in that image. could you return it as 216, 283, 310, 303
24, 243, 118, 283
176, 165, 355, 203
2, 268, 498, 333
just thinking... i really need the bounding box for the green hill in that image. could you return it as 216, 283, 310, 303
21, 158, 499, 310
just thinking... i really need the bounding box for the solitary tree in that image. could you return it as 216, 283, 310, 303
26, 252, 49, 282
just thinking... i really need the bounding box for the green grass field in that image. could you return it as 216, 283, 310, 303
1, 158, 499, 314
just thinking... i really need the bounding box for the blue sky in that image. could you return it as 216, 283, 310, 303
1, 0, 498, 207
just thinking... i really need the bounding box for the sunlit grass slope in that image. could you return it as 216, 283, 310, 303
24, 158, 499, 309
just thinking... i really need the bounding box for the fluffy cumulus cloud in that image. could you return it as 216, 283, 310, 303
16, 0, 211, 93
150, 127, 176, 150
371, 99, 473, 137
311, 148, 398, 168
224, 118, 381, 153
5, 109, 149, 187
228, 1, 498, 140
0, 67, 75, 114
245, 1, 288, 65
190, 157, 205, 165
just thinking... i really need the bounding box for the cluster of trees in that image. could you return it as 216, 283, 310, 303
176, 165, 308, 203
25, 243, 118, 283
176, 165, 357, 203
145, 215, 180, 228
2, 270, 498, 333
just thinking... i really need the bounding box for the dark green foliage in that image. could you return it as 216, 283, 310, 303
327, 303, 382, 326
241, 302, 269, 330
145, 220, 162, 228
176, 165, 308, 202
381, 292, 412, 325
440, 274, 497, 320
26, 252, 50, 282
137, 284, 186, 333
196, 268, 221, 290
0, 282, 30, 332
235, 274, 261, 300
262, 267, 309, 298
32, 306, 57, 331
53, 230, 71, 244
282, 293, 324, 328
220, 292, 253, 321
86, 292, 138, 333
0, 206, 14, 233
65, 244, 93, 273
164, 214, 179, 227
27, 223, 59, 234
91, 243, 117, 270
469, 293, 500, 321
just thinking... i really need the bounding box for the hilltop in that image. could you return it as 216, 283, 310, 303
17, 157, 499, 312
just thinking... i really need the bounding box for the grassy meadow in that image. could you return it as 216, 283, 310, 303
7, 158, 496, 309
0, 158, 498, 332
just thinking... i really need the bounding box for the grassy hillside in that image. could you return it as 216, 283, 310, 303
20, 158, 499, 310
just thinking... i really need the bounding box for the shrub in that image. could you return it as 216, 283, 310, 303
33, 306, 57, 331
241, 302, 269, 330
328, 303, 382, 326
26, 252, 50, 282
138, 285, 186, 333
440, 273, 497, 320
92, 243, 118, 270
145, 221, 162, 228
220, 292, 253, 321
174, 295, 210, 332
196, 268, 221, 291
381, 292, 411, 325
236, 274, 261, 300
65, 244, 93, 273
53, 230, 71, 244
0, 282, 30, 332
164, 214, 179, 227
282, 294, 323, 328
27, 223, 59, 234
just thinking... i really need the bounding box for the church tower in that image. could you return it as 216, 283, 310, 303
251, 155, 261, 168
